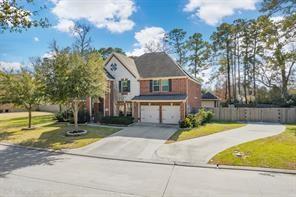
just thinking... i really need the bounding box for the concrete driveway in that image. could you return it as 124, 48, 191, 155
155, 123, 285, 164
71, 124, 177, 160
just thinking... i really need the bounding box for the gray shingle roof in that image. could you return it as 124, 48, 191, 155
134, 52, 186, 78
132, 94, 187, 101
202, 92, 219, 100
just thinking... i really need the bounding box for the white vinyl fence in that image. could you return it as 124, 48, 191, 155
212, 107, 296, 123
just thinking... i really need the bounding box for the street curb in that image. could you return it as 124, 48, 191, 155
1, 142, 296, 175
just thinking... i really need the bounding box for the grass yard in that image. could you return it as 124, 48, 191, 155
209, 124, 296, 170
166, 122, 245, 144
0, 112, 56, 129
0, 112, 120, 150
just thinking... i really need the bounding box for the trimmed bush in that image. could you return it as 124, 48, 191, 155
179, 117, 192, 128
55, 112, 64, 122
55, 110, 72, 122
101, 116, 134, 125
196, 108, 214, 125
179, 109, 214, 128
187, 114, 200, 128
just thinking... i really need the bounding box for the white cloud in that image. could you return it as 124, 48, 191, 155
270, 16, 284, 22
0, 61, 22, 71
42, 51, 56, 59
51, 0, 136, 33
127, 27, 166, 56
33, 37, 39, 42
184, 0, 260, 25
54, 18, 75, 33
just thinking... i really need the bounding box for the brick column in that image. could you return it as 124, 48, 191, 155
180, 102, 186, 120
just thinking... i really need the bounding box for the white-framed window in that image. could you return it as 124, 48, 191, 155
153, 80, 160, 92
161, 79, 169, 92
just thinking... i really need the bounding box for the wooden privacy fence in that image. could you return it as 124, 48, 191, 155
211, 107, 296, 123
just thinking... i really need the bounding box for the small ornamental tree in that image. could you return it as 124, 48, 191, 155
36, 51, 106, 131
0, 68, 43, 129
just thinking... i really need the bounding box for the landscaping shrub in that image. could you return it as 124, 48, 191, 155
55, 112, 64, 122
187, 114, 200, 127
196, 108, 207, 125
101, 116, 134, 125
179, 117, 192, 128
179, 109, 214, 129
94, 111, 103, 123
55, 110, 72, 122
69, 109, 90, 124
196, 108, 214, 125
205, 110, 214, 123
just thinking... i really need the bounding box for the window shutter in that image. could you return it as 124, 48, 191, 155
149, 80, 153, 92
169, 79, 172, 92
119, 81, 122, 92
127, 80, 130, 92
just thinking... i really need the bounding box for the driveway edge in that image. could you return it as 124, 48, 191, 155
1, 142, 295, 175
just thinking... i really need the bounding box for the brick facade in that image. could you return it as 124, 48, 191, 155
104, 81, 114, 116
187, 79, 201, 113
140, 78, 187, 95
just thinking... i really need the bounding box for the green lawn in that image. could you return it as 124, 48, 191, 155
0, 112, 120, 150
166, 122, 245, 143
209, 124, 296, 170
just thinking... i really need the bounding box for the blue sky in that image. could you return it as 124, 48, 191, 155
0, 0, 262, 68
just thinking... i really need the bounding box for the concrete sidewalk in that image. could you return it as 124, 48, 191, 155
155, 123, 285, 164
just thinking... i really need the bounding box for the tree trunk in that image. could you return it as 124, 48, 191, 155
281, 71, 288, 101
73, 101, 79, 131
226, 42, 231, 103
28, 106, 32, 129
252, 36, 258, 102
237, 45, 241, 97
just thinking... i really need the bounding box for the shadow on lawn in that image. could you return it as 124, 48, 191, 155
0, 145, 63, 177
18, 124, 118, 150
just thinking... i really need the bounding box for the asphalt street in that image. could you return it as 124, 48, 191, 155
0, 144, 295, 197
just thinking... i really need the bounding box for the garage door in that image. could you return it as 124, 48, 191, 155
141, 105, 159, 123
162, 105, 180, 124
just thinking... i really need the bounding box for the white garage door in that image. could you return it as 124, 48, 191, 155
141, 105, 159, 123
162, 105, 180, 124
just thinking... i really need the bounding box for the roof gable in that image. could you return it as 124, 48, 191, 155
202, 92, 219, 100
105, 53, 139, 78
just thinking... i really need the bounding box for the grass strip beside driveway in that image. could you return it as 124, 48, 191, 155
166, 122, 245, 144
209, 124, 296, 170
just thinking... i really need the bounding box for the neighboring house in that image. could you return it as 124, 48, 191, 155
86, 52, 201, 124
201, 92, 220, 108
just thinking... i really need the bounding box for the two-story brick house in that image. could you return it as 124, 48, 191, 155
86, 52, 201, 124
